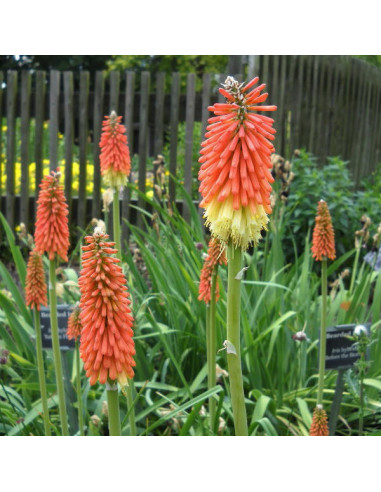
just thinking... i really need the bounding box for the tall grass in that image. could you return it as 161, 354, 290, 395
0, 184, 380, 436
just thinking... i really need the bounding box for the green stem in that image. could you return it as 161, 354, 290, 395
49, 258, 69, 436
113, 187, 136, 436
208, 271, 217, 431
75, 341, 84, 436
359, 352, 365, 436
350, 240, 362, 296
33, 309, 51, 436
227, 243, 248, 436
107, 383, 121, 436
317, 258, 328, 406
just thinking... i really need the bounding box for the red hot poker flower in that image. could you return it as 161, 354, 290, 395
311, 200, 336, 261
67, 304, 82, 341
198, 238, 227, 304
35, 169, 70, 262
198, 76, 277, 250
25, 249, 48, 310
309, 405, 329, 436
79, 230, 135, 386
99, 111, 131, 188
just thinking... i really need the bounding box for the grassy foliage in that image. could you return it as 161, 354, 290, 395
0, 181, 380, 436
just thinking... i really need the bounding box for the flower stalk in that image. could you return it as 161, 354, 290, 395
107, 382, 121, 436
33, 308, 51, 436
75, 340, 84, 436
49, 258, 69, 435
208, 271, 217, 430
113, 187, 136, 436
227, 242, 248, 435
317, 257, 328, 406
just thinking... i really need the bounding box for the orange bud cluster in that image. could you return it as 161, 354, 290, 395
67, 304, 82, 341
198, 238, 227, 304
198, 76, 277, 250
99, 111, 131, 188
25, 250, 48, 310
35, 169, 70, 262
309, 405, 329, 436
79, 230, 135, 386
311, 200, 336, 261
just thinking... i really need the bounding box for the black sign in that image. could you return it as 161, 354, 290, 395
325, 323, 370, 370
40, 304, 76, 350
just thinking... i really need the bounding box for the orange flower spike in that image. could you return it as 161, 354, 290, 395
198, 238, 227, 304
309, 405, 329, 436
67, 305, 82, 341
35, 169, 70, 262
25, 249, 48, 311
79, 230, 136, 386
99, 111, 131, 188
311, 200, 336, 262
198, 76, 277, 250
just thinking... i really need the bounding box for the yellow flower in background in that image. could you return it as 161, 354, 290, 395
2, 126, 7, 132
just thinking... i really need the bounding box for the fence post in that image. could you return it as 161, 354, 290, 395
169, 72, 180, 205
183, 73, 196, 223
6, 70, 17, 230
49, 70, 60, 172
34, 71, 46, 217
122, 71, 135, 246
137, 71, 150, 230
92, 70, 105, 220
20, 70, 31, 229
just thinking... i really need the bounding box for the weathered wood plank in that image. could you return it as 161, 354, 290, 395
137, 71, 150, 228
200, 73, 211, 141
92, 71, 105, 219
63, 71, 74, 216
6, 70, 17, 228
153, 72, 165, 157
34, 71, 46, 208
122, 70, 135, 244
77, 71, 90, 231
169, 72, 180, 203
109, 70, 120, 114
308, 56, 320, 154
183, 73, 196, 222
20, 71, 31, 228
49, 70, 60, 172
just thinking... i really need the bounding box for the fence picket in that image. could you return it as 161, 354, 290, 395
6, 70, 17, 229
49, 70, 60, 172
92, 71, 105, 219
63, 71, 74, 216
77, 71, 90, 232
183, 73, 196, 222
137, 71, 150, 228
34, 71, 46, 210
122, 71, 135, 244
169, 72, 180, 203
20, 71, 31, 227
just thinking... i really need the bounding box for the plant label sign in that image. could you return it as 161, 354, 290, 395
325, 323, 370, 370
40, 304, 75, 350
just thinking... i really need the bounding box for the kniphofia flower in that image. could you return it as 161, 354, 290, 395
99, 111, 131, 188
310, 405, 329, 436
198, 76, 277, 250
35, 169, 70, 262
25, 249, 48, 310
198, 238, 227, 304
67, 304, 82, 341
311, 200, 336, 261
79, 230, 135, 386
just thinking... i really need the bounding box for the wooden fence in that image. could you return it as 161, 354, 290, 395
1, 55, 381, 240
